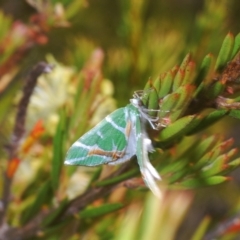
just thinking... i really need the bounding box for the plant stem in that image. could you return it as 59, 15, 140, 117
0, 62, 53, 234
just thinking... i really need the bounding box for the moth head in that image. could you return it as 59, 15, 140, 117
130, 98, 142, 107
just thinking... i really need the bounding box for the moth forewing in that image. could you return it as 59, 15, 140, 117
65, 105, 138, 166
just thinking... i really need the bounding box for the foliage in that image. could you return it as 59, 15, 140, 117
0, 0, 240, 239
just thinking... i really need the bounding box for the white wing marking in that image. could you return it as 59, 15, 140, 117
97, 131, 104, 139
105, 115, 125, 133
72, 141, 92, 150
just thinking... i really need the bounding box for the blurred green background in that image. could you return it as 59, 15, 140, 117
1, 0, 240, 239
1, 0, 239, 102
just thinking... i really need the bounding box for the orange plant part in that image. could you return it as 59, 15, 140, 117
6, 158, 20, 178
21, 120, 45, 154
224, 219, 240, 234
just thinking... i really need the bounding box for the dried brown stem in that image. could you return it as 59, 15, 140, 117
4, 163, 132, 240
0, 62, 53, 233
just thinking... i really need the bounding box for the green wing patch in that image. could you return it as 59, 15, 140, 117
65, 106, 138, 166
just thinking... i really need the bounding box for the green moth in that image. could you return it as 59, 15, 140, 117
65, 91, 161, 197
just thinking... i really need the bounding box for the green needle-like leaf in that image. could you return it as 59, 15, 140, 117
215, 32, 234, 72
21, 181, 53, 225
231, 32, 240, 59
229, 110, 240, 119
200, 154, 227, 177
173, 68, 185, 91
42, 199, 68, 227
179, 53, 191, 70
153, 75, 161, 93
205, 176, 230, 185
193, 151, 214, 170
180, 176, 229, 188
191, 135, 216, 160
158, 71, 174, 98
208, 81, 225, 99
79, 203, 123, 218
142, 78, 153, 106
158, 115, 195, 142
227, 158, 240, 172
158, 93, 179, 119
169, 84, 195, 121
184, 115, 203, 135
169, 168, 190, 184
115, 207, 139, 240
172, 53, 191, 90
191, 217, 211, 240
182, 61, 195, 86
160, 157, 188, 175
147, 87, 159, 117
95, 169, 139, 187
201, 149, 237, 177
186, 109, 228, 134
194, 54, 213, 95
194, 138, 233, 170
51, 110, 67, 190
